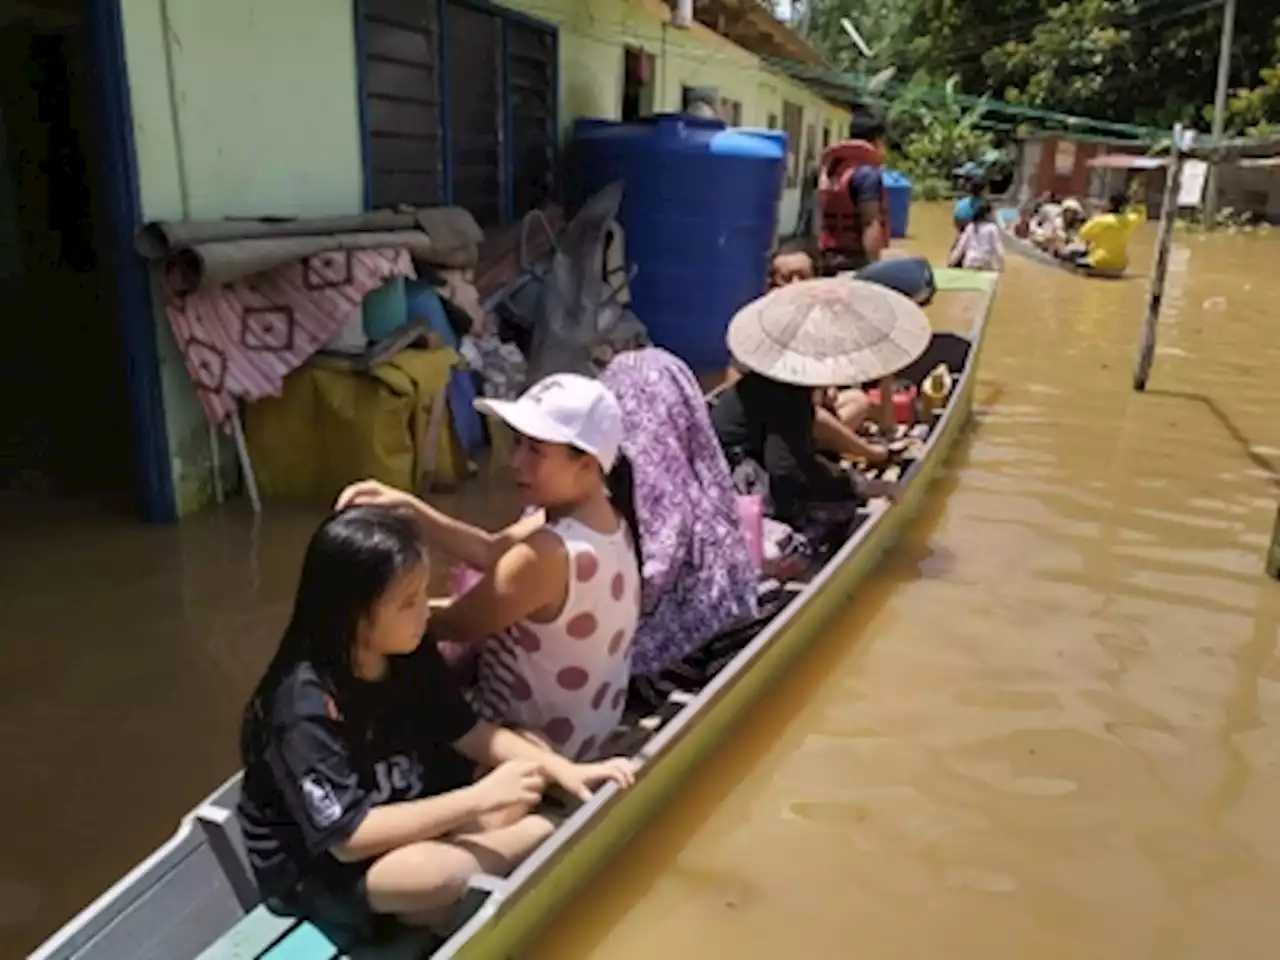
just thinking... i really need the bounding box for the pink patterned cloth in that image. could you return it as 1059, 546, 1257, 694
163, 247, 416, 427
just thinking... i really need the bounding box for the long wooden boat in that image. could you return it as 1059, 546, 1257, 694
995, 209, 1125, 279
31, 269, 997, 960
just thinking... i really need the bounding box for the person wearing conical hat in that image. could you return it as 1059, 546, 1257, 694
761, 237, 893, 468
710, 277, 931, 529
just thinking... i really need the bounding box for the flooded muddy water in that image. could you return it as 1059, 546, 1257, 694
527, 207, 1280, 959
3, 204, 1280, 959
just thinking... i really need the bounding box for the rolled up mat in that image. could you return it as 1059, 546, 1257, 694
855, 256, 936, 306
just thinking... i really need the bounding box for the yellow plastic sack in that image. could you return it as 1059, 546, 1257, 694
245, 348, 466, 504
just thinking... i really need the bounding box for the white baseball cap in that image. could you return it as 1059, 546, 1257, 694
475, 373, 624, 472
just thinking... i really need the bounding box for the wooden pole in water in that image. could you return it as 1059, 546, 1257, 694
1268, 505, 1280, 579
1132, 124, 1187, 392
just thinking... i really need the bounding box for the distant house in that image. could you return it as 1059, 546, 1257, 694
1008, 131, 1154, 206
1010, 129, 1280, 222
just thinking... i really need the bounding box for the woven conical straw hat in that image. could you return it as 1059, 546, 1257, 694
726, 277, 932, 387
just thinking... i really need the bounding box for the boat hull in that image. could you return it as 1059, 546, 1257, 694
31, 270, 998, 960
435, 273, 996, 959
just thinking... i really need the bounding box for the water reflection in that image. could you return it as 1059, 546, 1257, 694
529, 204, 1280, 960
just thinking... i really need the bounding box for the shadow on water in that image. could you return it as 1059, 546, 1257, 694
1146, 388, 1280, 488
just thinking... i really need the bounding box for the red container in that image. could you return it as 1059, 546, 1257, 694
865, 383, 918, 426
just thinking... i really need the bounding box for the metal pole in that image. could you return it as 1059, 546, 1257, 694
1133, 125, 1186, 392
1203, 0, 1237, 226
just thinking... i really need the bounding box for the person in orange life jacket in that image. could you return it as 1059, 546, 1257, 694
816, 107, 889, 275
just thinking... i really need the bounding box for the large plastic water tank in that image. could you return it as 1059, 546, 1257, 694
570, 115, 786, 371
883, 169, 912, 239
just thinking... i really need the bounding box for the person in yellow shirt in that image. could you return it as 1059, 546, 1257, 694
1064, 191, 1144, 274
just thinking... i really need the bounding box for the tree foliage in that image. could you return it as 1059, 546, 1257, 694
886, 76, 995, 182
795, 0, 1280, 134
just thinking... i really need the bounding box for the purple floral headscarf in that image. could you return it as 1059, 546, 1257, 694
600, 348, 759, 676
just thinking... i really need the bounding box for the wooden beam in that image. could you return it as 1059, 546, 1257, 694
1184, 131, 1280, 162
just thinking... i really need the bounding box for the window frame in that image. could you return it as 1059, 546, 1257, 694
354, 0, 559, 224
354, 0, 447, 210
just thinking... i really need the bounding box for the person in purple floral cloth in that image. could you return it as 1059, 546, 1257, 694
599, 348, 759, 708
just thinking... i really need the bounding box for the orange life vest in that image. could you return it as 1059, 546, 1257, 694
817, 140, 891, 259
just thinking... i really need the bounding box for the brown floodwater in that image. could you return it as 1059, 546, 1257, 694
3, 204, 1279, 959
527, 206, 1280, 959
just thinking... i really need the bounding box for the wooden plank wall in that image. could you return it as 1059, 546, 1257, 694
360, 0, 444, 207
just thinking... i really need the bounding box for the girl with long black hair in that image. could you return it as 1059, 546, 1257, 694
339, 372, 643, 763
238, 506, 634, 939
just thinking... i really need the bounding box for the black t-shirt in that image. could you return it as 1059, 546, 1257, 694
237, 642, 479, 899
711, 373, 862, 526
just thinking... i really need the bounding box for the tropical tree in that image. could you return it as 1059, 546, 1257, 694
887, 76, 996, 181
794, 0, 1280, 132
981, 0, 1137, 120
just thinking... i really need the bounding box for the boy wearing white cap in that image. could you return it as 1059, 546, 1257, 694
338, 373, 642, 762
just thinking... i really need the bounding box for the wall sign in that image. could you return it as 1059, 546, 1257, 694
1054, 140, 1077, 177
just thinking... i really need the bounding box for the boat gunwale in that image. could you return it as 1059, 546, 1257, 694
433, 274, 998, 959
27, 772, 246, 960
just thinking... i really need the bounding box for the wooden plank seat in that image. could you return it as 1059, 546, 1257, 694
194, 904, 437, 960
193, 801, 505, 960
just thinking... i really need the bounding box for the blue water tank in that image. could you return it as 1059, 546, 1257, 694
570, 115, 786, 371
883, 169, 912, 239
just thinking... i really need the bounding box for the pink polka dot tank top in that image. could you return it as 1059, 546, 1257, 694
470, 515, 640, 761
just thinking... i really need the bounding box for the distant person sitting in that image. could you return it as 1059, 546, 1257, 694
1027, 193, 1064, 248
948, 200, 1005, 271
952, 175, 987, 232
1062, 191, 1144, 273
815, 107, 889, 274
1058, 198, 1086, 245
711, 279, 914, 530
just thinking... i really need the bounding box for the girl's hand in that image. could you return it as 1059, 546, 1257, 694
546, 756, 638, 801
864, 478, 901, 502
335, 479, 422, 513
472, 760, 546, 812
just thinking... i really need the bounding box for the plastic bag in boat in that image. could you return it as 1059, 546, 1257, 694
505, 181, 649, 383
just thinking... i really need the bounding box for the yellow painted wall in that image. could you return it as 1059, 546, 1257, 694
120, 0, 847, 515
504, 0, 851, 230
